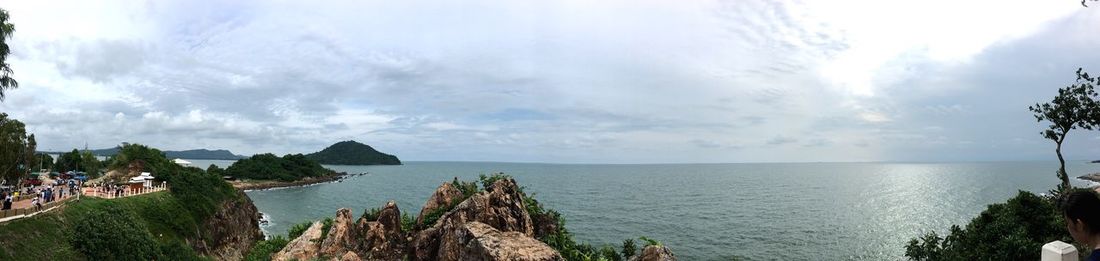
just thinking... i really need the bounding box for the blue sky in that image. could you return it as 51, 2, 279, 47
0, 0, 1098, 163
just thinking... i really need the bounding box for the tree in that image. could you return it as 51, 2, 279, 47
0, 112, 28, 185
904, 191, 1067, 260
80, 150, 102, 177
1029, 68, 1100, 192
24, 134, 35, 172
0, 9, 15, 101
34, 153, 53, 171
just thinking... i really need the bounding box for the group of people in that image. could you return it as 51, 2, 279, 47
95, 183, 129, 198
0, 176, 85, 213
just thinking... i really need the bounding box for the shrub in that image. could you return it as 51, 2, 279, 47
401, 212, 416, 232
361, 207, 382, 222
621, 239, 637, 258
904, 190, 1067, 260
166, 166, 237, 220
318, 218, 335, 243
288, 221, 313, 240
244, 236, 290, 261
599, 245, 622, 261
69, 204, 160, 260
451, 177, 478, 199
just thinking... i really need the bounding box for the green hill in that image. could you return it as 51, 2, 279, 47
305, 140, 401, 165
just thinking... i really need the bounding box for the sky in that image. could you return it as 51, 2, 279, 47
0, 0, 1098, 164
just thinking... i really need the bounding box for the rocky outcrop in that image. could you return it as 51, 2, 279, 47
411, 178, 537, 260
273, 221, 324, 261
355, 201, 405, 260
452, 222, 562, 261
319, 208, 357, 257
191, 190, 265, 260
270, 178, 669, 261
416, 182, 464, 226
629, 245, 677, 261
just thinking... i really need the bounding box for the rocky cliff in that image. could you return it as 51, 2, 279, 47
192, 190, 265, 260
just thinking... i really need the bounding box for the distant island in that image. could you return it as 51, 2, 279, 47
41, 146, 246, 160
306, 140, 401, 165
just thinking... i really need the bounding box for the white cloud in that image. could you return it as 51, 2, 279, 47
0, 0, 1095, 163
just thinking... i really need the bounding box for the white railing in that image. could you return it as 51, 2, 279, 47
1043, 241, 1078, 261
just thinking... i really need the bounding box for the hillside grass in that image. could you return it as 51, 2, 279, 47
0, 192, 205, 260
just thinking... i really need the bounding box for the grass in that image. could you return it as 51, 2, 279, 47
0, 191, 216, 260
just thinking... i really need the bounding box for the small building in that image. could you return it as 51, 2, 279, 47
129, 172, 155, 188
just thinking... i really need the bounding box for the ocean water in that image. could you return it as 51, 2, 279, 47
185, 160, 1100, 260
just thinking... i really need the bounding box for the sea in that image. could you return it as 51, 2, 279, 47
185, 159, 1100, 260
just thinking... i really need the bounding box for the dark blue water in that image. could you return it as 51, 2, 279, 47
183, 160, 1099, 260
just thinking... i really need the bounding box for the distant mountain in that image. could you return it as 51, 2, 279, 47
306, 140, 401, 165
41, 147, 246, 160
165, 149, 247, 160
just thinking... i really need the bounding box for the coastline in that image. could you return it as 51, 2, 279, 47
1079, 173, 1100, 184
230, 173, 358, 191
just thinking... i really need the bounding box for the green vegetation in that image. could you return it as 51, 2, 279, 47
0, 193, 221, 260
0, 113, 33, 185
288, 221, 312, 240
225, 153, 335, 181
477, 173, 653, 261
621, 239, 637, 258
107, 143, 175, 175
904, 191, 1066, 260
70, 204, 161, 260
361, 207, 383, 222
0, 8, 16, 101
401, 212, 416, 232
0, 143, 247, 260
33, 153, 53, 171
55, 149, 108, 177
1029, 68, 1100, 192
319, 218, 335, 243
906, 68, 1100, 260
244, 236, 289, 261
305, 140, 401, 165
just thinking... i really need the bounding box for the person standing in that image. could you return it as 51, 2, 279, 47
1061, 189, 1100, 261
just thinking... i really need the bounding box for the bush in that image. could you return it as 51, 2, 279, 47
318, 218, 335, 243
166, 166, 238, 220
401, 212, 416, 232
904, 190, 1067, 260
70, 204, 160, 260
244, 236, 290, 261
288, 221, 312, 240
621, 239, 637, 258
362, 207, 382, 222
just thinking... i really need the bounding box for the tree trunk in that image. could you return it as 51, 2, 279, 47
1057, 140, 1070, 190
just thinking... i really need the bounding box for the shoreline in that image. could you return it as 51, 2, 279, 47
230, 172, 364, 191
1078, 173, 1100, 184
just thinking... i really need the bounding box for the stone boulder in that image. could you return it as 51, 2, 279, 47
410, 178, 537, 260
629, 245, 677, 261
339, 251, 361, 261
417, 182, 464, 226
319, 208, 357, 257
273, 221, 324, 261
451, 222, 562, 261
355, 200, 406, 260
